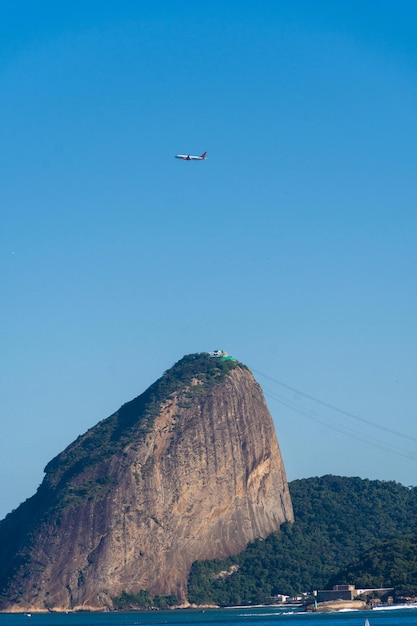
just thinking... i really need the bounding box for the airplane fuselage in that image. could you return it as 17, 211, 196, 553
175, 151, 207, 161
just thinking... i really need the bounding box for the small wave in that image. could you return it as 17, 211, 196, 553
373, 603, 417, 611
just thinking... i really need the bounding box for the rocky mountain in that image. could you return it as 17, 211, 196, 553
0, 353, 293, 612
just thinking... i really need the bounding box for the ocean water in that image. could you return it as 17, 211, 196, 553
1, 606, 417, 626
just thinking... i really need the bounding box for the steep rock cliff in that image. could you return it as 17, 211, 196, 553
0, 353, 293, 611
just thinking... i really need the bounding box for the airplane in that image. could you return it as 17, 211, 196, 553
175, 151, 207, 161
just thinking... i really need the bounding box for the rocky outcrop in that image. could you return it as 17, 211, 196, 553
0, 354, 293, 611
313, 600, 367, 612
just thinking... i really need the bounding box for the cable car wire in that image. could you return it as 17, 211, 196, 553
253, 368, 417, 445
262, 385, 417, 462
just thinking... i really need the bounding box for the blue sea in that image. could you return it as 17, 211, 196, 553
1, 606, 417, 626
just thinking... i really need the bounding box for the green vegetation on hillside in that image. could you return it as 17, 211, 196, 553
112, 590, 178, 609
327, 535, 417, 597
187, 475, 417, 604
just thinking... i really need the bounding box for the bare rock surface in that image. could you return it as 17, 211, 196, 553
0, 353, 293, 611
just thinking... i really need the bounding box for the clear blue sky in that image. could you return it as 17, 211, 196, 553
1, 1, 417, 519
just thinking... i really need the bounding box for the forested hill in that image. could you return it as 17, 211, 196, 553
327, 535, 417, 597
290, 474, 417, 550
188, 475, 417, 605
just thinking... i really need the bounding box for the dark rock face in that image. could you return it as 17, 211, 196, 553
0, 354, 293, 611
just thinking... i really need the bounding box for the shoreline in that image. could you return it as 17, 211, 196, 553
2, 600, 417, 615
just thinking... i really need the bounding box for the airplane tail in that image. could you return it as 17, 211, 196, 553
200, 152, 207, 159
